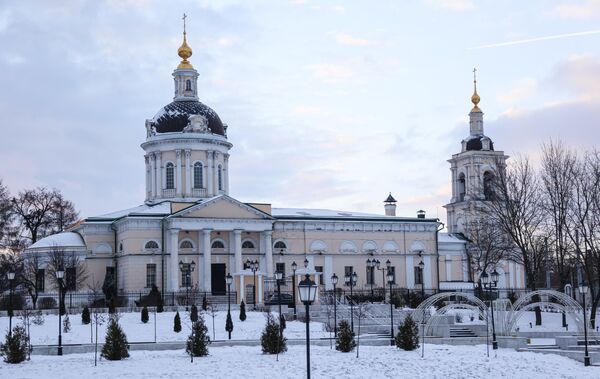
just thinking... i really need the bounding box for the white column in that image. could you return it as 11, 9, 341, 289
264, 231, 273, 277
224, 154, 230, 194
239, 275, 244, 302
324, 255, 333, 290
234, 229, 242, 273
257, 274, 263, 304
150, 154, 156, 198
516, 265, 522, 288
169, 229, 179, 292
176, 150, 182, 197
445, 255, 452, 281
463, 258, 469, 281
213, 152, 219, 194
424, 255, 432, 289
185, 149, 191, 196
405, 255, 414, 289
207, 151, 214, 197
156, 152, 163, 196
202, 229, 212, 292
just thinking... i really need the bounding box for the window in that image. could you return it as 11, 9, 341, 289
145, 240, 159, 250
181, 263, 192, 287
146, 264, 156, 287
315, 266, 323, 284
66, 267, 76, 291
212, 240, 225, 249
274, 241, 287, 250
366, 266, 375, 285
276, 263, 286, 280
414, 266, 423, 285
185, 79, 192, 91
458, 173, 466, 202
344, 266, 353, 284
483, 171, 494, 200
166, 163, 175, 189
180, 240, 193, 249
193, 162, 203, 188
36, 269, 45, 292
218, 165, 223, 191
389, 266, 396, 285
242, 241, 255, 249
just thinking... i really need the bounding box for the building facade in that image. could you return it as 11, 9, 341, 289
25, 29, 524, 304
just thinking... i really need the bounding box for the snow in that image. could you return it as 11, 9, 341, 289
89, 202, 173, 220
27, 232, 86, 250
0, 311, 330, 345
272, 208, 393, 218
1, 344, 596, 378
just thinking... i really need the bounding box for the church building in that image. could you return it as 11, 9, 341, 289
25, 25, 524, 304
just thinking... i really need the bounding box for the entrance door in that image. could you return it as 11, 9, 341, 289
211, 263, 226, 295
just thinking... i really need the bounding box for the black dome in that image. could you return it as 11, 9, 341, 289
152, 101, 225, 136
465, 136, 494, 151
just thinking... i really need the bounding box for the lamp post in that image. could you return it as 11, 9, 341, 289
56, 268, 65, 356
345, 271, 358, 331
298, 274, 318, 379
7, 270, 15, 337
481, 269, 499, 350
366, 258, 375, 301
579, 282, 591, 366
387, 267, 395, 346
246, 258, 259, 309
291, 261, 298, 320
275, 270, 284, 341
375, 259, 388, 301
179, 260, 196, 308
418, 259, 425, 358
226, 273, 233, 340
331, 273, 338, 338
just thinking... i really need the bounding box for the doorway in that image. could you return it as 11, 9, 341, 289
211, 263, 226, 295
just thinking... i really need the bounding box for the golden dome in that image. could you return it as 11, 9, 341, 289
470, 67, 482, 113
177, 32, 193, 69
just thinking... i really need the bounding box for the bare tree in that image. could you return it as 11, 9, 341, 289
0, 179, 13, 249
18, 253, 44, 309
45, 245, 88, 314
486, 156, 547, 325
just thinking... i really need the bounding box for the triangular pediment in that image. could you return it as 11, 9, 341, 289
171, 196, 273, 220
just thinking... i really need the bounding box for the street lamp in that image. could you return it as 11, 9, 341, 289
375, 259, 388, 301
481, 269, 499, 350
345, 271, 358, 331
387, 269, 395, 346
275, 270, 284, 341
179, 260, 196, 308
331, 273, 338, 338
298, 274, 318, 379
7, 270, 15, 337
366, 258, 375, 300
56, 268, 65, 356
246, 258, 259, 309
418, 259, 425, 358
579, 282, 591, 366
226, 273, 233, 340
291, 261, 298, 320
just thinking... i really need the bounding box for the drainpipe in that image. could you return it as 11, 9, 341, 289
435, 220, 445, 292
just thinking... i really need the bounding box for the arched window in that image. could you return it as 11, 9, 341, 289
242, 241, 255, 249
185, 80, 191, 91
458, 173, 466, 202
218, 165, 223, 191
145, 240, 159, 249
166, 162, 174, 189
483, 171, 494, 200
274, 241, 287, 250
180, 240, 193, 249
193, 162, 203, 189
211, 240, 225, 249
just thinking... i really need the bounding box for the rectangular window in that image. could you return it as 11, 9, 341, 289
344, 266, 353, 284
180, 264, 192, 287
366, 267, 375, 285
146, 264, 157, 288
315, 266, 323, 284
65, 267, 76, 291
414, 266, 423, 285
36, 269, 45, 292
276, 262, 286, 278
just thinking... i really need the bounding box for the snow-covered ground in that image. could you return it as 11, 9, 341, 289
0, 310, 330, 345
0, 344, 596, 379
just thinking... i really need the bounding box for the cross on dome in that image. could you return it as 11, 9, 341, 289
177, 13, 193, 69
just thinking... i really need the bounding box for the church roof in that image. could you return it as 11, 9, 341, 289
465, 136, 494, 151
384, 193, 397, 203
28, 232, 86, 251
151, 101, 225, 136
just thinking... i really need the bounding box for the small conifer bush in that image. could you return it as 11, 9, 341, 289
141, 306, 149, 324
81, 306, 91, 325
174, 311, 182, 333
186, 315, 210, 357
260, 313, 286, 354
101, 317, 130, 360
395, 314, 419, 351
226, 311, 234, 336
202, 295, 208, 311
239, 300, 247, 321
190, 304, 198, 322
0, 325, 29, 364
335, 320, 356, 352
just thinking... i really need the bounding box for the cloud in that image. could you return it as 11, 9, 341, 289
424, 0, 475, 11
550, 54, 600, 100
497, 79, 537, 105
306, 63, 354, 83
554, 0, 600, 19
335, 33, 371, 46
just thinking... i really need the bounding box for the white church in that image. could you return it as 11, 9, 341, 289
25, 25, 525, 305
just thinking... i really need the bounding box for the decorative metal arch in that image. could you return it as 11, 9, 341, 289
425, 303, 487, 336
412, 291, 488, 324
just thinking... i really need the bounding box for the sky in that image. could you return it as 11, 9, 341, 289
1, 0, 600, 225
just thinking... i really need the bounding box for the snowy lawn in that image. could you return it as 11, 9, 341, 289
0, 344, 596, 379
0, 310, 330, 345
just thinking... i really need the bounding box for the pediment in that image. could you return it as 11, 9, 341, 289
173, 196, 273, 220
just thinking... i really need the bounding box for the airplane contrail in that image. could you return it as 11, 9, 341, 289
469, 29, 600, 50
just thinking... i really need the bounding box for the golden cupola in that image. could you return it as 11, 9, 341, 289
177, 14, 193, 69
470, 68, 481, 113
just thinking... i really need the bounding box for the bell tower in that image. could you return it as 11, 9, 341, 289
444, 69, 508, 234
173, 13, 199, 102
